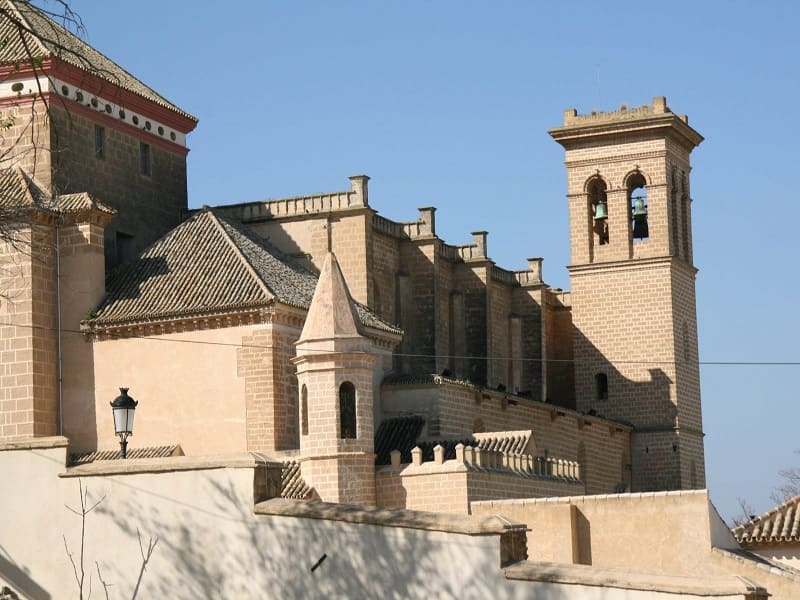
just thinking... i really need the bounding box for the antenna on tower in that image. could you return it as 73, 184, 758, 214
595, 64, 602, 111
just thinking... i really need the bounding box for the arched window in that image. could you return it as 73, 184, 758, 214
670, 167, 680, 254
595, 373, 608, 400
339, 382, 356, 439
587, 177, 609, 245
301, 385, 309, 436
628, 172, 649, 240
680, 172, 690, 259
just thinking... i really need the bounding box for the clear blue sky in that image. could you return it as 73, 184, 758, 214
65, 0, 800, 522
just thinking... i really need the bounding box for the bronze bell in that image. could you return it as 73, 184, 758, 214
632, 196, 647, 217
632, 197, 649, 239
594, 200, 608, 220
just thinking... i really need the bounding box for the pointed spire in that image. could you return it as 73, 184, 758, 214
296, 252, 367, 353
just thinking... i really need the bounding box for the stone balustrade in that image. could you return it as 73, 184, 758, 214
387, 443, 581, 481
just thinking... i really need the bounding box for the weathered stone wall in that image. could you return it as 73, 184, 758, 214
0, 100, 53, 190
376, 460, 584, 514
49, 105, 188, 266
381, 381, 631, 495
0, 222, 58, 439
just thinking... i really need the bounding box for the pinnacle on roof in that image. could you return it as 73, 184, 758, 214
0, 0, 196, 122
296, 252, 367, 351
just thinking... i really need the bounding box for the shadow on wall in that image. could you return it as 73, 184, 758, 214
0, 550, 50, 600
571, 325, 682, 491
87, 472, 529, 599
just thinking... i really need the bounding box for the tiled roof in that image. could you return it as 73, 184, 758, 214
474, 430, 533, 455
70, 444, 182, 465
0, 1, 196, 121
0, 167, 43, 208
374, 415, 426, 465
54, 192, 115, 215
734, 493, 800, 544
88, 209, 400, 334
374, 416, 533, 466
280, 461, 311, 500
0, 167, 115, 218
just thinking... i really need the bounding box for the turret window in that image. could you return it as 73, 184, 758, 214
628, 172, 649, 240
301, 385, 308, 436
339, 382, 356, 439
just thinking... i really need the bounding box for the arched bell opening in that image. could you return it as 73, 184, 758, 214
587, 177, 609, 246
627, 171, 649, 241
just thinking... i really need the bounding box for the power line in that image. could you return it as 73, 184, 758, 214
2, 320, 798, 367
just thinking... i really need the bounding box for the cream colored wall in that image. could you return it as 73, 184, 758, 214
473, 490, 717, 573
90, 326, 254, 455
0, 443, 761, 600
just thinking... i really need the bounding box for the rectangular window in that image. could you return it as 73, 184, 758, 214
94, 125, 105, 159
139, 142, 151, 176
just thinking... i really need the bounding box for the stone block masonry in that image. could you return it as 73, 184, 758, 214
551, 96, 705, 491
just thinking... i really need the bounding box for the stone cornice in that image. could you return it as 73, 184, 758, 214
550, 113, 703, 152
568, 255, 698, 276
60, 452, 276, 478
82, 304, 305, 340
255, 497, 526, 536
565, 150, 668, 170
0, 436, 69, 452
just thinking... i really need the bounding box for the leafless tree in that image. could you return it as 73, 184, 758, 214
64, 480, 159, 600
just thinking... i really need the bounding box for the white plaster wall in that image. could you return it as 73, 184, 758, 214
0, 447, 753, 600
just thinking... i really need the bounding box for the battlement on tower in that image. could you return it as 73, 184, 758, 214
560, 96, 689, 127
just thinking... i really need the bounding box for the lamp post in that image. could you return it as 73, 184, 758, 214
110, 387, 137, 458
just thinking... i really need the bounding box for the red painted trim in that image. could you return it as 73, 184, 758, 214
0, 58, 197, 133
0, 57, 54, 79
50, 59, 198, 133
0, 92, 190, 157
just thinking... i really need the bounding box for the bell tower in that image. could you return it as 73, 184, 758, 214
550, 97, 705, 491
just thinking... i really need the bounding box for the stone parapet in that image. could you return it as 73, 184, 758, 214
383, 443, 581, 481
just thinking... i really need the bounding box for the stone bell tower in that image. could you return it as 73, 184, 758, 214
549, 97, 705, 492
292, 251, 379, 505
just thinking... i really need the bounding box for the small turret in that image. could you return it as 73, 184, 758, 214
292, 252, 380, 505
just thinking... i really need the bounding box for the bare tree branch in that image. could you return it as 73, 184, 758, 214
131, 528, 159, 600
95, 562, 111, 600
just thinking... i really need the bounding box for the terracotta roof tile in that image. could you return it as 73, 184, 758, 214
374, 416, 426, 465
88, 209, 400, 335
0, 168, 115, 218
70, 444, 182, 465
734, 492, 800, 544
280, 461, 311, 500
53, 192, 115, 215
374, 416, 533, 465
0, 167, 43, 209
0, 1, 196, 121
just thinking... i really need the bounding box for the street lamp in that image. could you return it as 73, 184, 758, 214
110, 387, 137, 458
